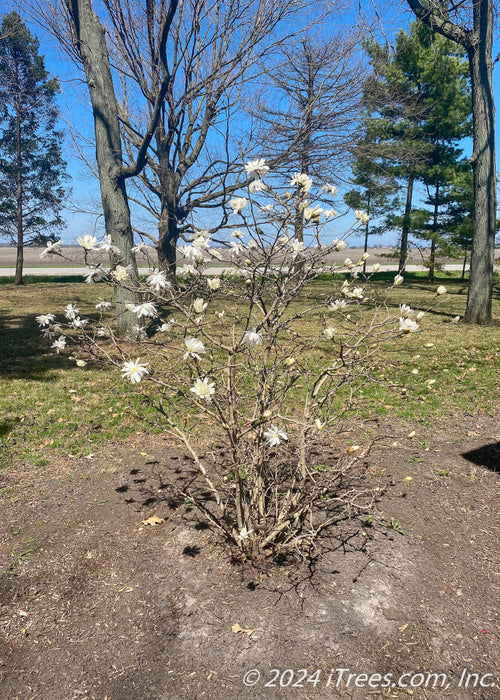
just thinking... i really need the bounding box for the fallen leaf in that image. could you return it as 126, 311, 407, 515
408, 430, 416, 438
231, 623, 254, 636
347, 445, 360, 454
399, 623, 408, 631
142, 516, 165, 526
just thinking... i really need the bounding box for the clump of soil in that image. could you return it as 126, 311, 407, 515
0, 413, 498, 699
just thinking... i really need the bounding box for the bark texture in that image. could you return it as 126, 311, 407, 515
66, 0, 139, 334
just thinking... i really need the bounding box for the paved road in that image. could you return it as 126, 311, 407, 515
0, 264, 472, 277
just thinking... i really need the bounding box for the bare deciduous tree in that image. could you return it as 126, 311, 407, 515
104, 0, 313, 281
29, 0, 178, 333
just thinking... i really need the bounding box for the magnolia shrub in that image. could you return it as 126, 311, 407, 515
38, 165, 446, 559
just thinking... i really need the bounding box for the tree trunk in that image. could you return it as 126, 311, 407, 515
156, 206, 179, 285
462, 251, 468, 280
399, 175, 413, 275
14, 98, 23, 286
363, 191, 371, 274
429, 186, 439, 283
66, 0, 139, 335
406, 0, 496, 324
464, 3, 496, 324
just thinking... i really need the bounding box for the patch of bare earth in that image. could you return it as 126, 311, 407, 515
0, 413, 498, 699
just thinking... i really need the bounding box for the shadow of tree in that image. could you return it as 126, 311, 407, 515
462, 443, 500, 473
0, 309, 75, 380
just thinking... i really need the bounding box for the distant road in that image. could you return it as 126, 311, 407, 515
0, 264, 473, 277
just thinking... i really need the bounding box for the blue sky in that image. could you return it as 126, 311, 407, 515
5, 1, 500, 248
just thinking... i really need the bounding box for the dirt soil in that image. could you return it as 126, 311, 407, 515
0, 413, 499, 700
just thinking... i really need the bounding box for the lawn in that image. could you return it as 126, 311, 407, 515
1, 274, 498, 466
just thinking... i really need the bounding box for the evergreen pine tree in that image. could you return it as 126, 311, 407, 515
0, 12, 69, 284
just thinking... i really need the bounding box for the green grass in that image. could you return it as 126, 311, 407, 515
0, 276, 499, 467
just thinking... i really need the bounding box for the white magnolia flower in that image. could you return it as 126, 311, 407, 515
84, 267, 105, 284
332, 239, 347, 251
230, 197, 248, 214
322, 183, 337, 196
360, 252, 369, 261
131, 242, 149, 254
323, 326, 336, 339
290, 173, 313, 192
100, 235, 120, 255
416, 311, 425, 321
184, 245, 207, 264
97, 327, 109, 337
183, 336, 206, 360
229, 241, 245, 258
344, 257, 353, 267
329, 299, 347, 312
190, 377, 216, 401
231, 229, 244, 239
41, 323, 61, 339
77, 234, 99, 251
243, 329, 263, 347
244, 158, 269, 178
178, 264, 196, 278
248, 179, 267, 194
237, 526, 254, 542
259, 204, 274, 213
314, 418, 324, 431
64, 304, 80, 320
349, 287, 365, 300
132, 302, 158, 318
70, 317, 89, 329
263, 424, 288, 447
278, 235, 289, 245
207, 277, 221, 291
324, 209, 339, 220
215, 310, 225, 320
40, 240, 62, 259
372, 263, 381, 272
158, 322, 173, 333
121, 357, 149, 384
399, 317, 419, 333
436, 285, 447, 295
355, 210, 370, 225
113, 265, 130, 281
452, 315, 460, 323
36, 313, 55, 327
147, 271, 170, 292
193, 298, 208, 314
95, 300, 112, 310
394, 274, 404, 286
290, 239, 305, 256
51, 336, 67, 353
192, 234, 211, 251
303, 205, 323, 223
399, 304, 414, 317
